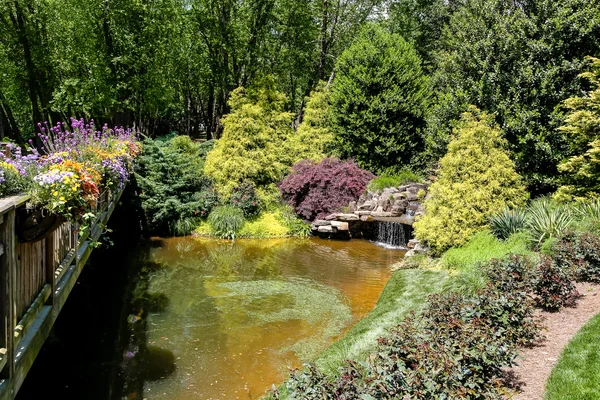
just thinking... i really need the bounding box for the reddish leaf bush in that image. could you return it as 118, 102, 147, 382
279, 158, 375, 221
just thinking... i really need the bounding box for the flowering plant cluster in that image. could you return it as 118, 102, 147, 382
0, 118, 140, 222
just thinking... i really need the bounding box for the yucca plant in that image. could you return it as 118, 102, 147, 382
489, 207, 527, 240
525, 197, 574, 247
208, 205, 245, 240
575, 197, 600, 228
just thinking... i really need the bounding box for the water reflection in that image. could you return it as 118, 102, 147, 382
121, 237, 402, 400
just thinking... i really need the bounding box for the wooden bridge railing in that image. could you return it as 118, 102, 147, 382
0, 187, 123, 400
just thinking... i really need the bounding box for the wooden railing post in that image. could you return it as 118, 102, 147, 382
0, 208, 17, 381
44, 232, 55, 305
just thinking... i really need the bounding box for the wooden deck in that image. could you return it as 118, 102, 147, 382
0, 188, 123, 399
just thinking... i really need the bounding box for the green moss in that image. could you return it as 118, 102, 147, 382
546, 312, 600, 400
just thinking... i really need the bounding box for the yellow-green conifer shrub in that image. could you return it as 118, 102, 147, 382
204, 78, 296, 197
555, 57, 600, 202
414, 108, 528, 252
288, 81, 334, 161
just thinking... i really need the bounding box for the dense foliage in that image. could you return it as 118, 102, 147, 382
427, 0, 600, 193
414, 109, 528, 252
534, 255, 579, 311
288, 81, 333, 162
330, 24, 430, 172
204, 80, 296, 196
136, 135, 217, 235
279, 158, 374, 221
555, 57, 600, 201
0, 0, 382, 140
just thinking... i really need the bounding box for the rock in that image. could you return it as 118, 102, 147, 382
393, 199, 408, 209
347, 201, 356, 213
354, 211, 372, 216
331, 221, 349, 231
390, 206, 404, 217
312, 220, 331, 226
404, 249, 416, 258
414, 242, 430, 252
325, 213, 338, 221
393, 192, 407, 200
377, 197, 391, 211
318, 225, 335, 233
372, 211, 393, 217
335, 213, 359, 221
375, 206, 384, 213
407, 239, 419, 249
360, 215, 374, 222
397, 185, 409, 192
397, 215, 415, 225
358, 200, 375, 211
406, 192, 418, 201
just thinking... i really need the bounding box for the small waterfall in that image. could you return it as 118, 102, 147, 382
376, 221, 407, 247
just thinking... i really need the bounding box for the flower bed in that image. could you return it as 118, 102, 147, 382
0, 118, 140, 234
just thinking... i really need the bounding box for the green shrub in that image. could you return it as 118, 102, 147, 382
278, 204, 312, 237
534, 255, 579, 311
207, 206, 245, 239
203, 78, 295, 197
204, 77, 327, 197
555, 57, 600, 202
553, 231, 600, 283
238, 212, 289, 238
525, 197, 574, 247
229, 181, 260, 217
489, 207, 527, 240
484, 255, 536, 297
574, 197, 600, 231
366, 169, 423, 192
136, 134, 217, 235
414, 108, 528, 252
441, 231, 531, 271
288, 81, 333, 162
330, 24, 430, 172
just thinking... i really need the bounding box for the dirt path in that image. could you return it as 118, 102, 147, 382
508, 282, 600, 399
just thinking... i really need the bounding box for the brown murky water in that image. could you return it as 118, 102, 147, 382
124, 237, 401, 400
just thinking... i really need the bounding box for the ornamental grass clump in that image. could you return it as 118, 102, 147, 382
208, 206, 245, 240
525, 197, 574, 247
489, 207, 527, 240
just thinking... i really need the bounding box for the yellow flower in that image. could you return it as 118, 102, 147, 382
71, 187, 77, 191
59, 196, 65, 201
53, 191, 58, 197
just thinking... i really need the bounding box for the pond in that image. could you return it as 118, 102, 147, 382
121, 237, 402, 400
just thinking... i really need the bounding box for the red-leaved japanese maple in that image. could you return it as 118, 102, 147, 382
279, 158, 374, 221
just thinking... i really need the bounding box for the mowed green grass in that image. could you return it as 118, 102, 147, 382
546, 312, 600, 400
315, 268, 452, 373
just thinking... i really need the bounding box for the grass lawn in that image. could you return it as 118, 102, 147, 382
546, 312, 600, 400
315, 268, 452, 373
